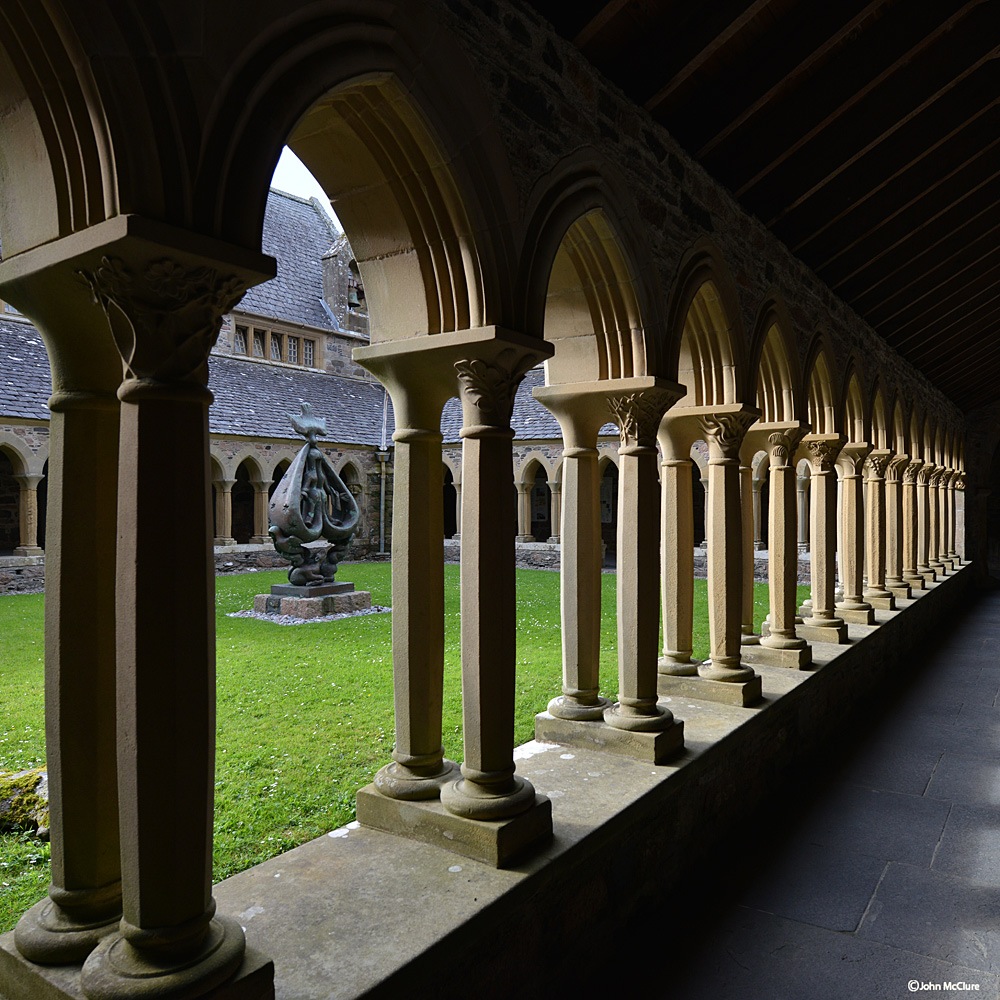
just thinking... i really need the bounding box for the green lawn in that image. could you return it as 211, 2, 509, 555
0, 564, 806, 932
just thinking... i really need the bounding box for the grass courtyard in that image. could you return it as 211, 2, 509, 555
0, 563, 806, 932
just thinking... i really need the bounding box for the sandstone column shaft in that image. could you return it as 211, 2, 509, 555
516, 482, 533, 541
13, 474, 42, 552
864, 451, 892, 600
740, 463, 758, 639
214, 478, 235, 544
885, 456, 908, 589
804, 437, 846, 627
658, 453, 697, 674
251, 480, 269, 542
836, 446, 873, 610
917, 467, 932, 574
549, 481, 562, 543
797, 473, 809, 552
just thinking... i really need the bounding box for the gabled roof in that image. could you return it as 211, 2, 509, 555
236, 189, 341, 332
0, 320, 51, 420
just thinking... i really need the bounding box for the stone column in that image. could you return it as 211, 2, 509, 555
884, 454, 910, 597
940, 470, 955, 568
800, 435, 848, 643
658, 429, 698, 677
71, 235, 272, 999
956, 474, 967, 561
532, 385, 610, 723
928, 467, 946, 574
603, 383, 685, 742
250, 478, 270, 543
752, 477, 765, 549
441, 344, 550, 821
14, 393, 122, 964
863, 450, 895, 609
12, 473, 43, 554
698, 474, 709, 545
916, 464, 935, 580
548, 480, 562, 543
796, 472, 809, 552
697, 410, 761, 703
835, 444, 875, 624
516, 481, 534, 542
453, 481, 462, 540
213, 477, 236, 546
748, 430, 810, 668
902, 460, 925, 589
740, 462, 760, 644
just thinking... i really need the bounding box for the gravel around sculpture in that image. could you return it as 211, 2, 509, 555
269, 403, 360, 586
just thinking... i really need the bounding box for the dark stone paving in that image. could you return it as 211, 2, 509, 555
541, 582, 1000, 1000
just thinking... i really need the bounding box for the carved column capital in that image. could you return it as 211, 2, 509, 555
864, 448, 893, 480
837, 442, 873, 477
455, 348, 537, 430
885, 454, 910, 483
804, 435, 846, 472
607, 386, 681, 452
904, 460, 923, 485
956, 473, 967, 492
766, 428, 805, 469
78, 255, 249, 384
699, 409, 758, 462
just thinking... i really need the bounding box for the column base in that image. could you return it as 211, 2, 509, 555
886, 582, 911, 600
547, 694, 612, 721
657, 655, 700, 677
865, 594, 896, 611
213, 537, 237, 547
796, 621, 849, 643
356, 784, 551, 868
80, 916, 248, 1000
741, 642, 812, 669
836, 605, 876, 625
919, 569, 937, 583
249, 535, 270, 545
657, 673, 763, 707
372, 759, 460, 801
535, 712, 683, 764
0, 934, 273, 1000
903, 574, 926, 591
14, 894, 121, 966
740, 631, 761, 646
12, 545, 43, 556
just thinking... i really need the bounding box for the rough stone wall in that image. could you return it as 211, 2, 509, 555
437, 0, 962, 437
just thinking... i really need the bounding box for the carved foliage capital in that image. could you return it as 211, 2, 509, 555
838, 443, 873, 476
864, 450, 893, 480
885, 454, 910, 483
454, 348, 538, 427
607, 387, 679, 450
78, 255, 247, 383
699, 410, 757, 460
903, 460, 923, 485
805, 437, 845, 471
766, 429, 802, 469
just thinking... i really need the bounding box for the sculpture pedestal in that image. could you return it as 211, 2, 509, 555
254, 583, 371, 619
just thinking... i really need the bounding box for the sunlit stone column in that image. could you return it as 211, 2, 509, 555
441, 343, 551, 821
533, 385, 611, 723
71, 235, 272, 1000
796, 471, 809, 552
956, 474, 967, 561
928, 466, 948, 574
516, 481, 534, 542
884, 454, 910, 598
453, 481, 463, 540
12, 474, 43, 554
835, 444, 875, 624
249, 477, 270, 543
799, 435, 849, 643
752, 476, 765, 549
916, 463, 935, 581
740, 461, 760, 644
548, 480, 562, 543
213, 477, 236, 546
687, 408, 762, 704
603, 382, 685, 744
902, 460, 924, 589
698, 473, 709, 545
940, 470, 956, 569
863, 450, 895, 610
658, 423, 698, 677
745, 430, 810, 669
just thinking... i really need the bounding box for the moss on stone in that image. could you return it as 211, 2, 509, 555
0, 767, 49, 837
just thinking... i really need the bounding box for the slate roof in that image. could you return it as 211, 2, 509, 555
208, 355, 394, 446
236, 189, 340, 331
0, 320, 51, 420
441, 367, 616, 444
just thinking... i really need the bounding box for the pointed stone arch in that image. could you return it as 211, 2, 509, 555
803, 336, 839, 436
870, 383, 890, 451
841, 363, 868, 445
749, 299, 803, 424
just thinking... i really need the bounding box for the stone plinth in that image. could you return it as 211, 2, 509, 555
254, 588, 372, 619
795, 622, 849, 644
740, 643, 812, 669
269, 581, 356, 597
838, 606, 876, 625
355, 785, 551, 868
534, 713, 684, 764
657, 673, 763, 707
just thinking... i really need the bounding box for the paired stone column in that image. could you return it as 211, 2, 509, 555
796, 472, 809, 552
927, 467, 946, 574
740, 461, 761, 644
213, 477, 236, 546
884, 454, 911, 599
916, 464, 936, 581
12, 473, 43, 554
516, 481, 534, 541
863, 450, 895, 610
453, 481, 463, 539
835, 444, 875, 624
902, 458, 926, 591
743, 428, 810, 669
532, 385, 610, 725
940, 470, 956, 569
548, 480, 562, 543
799, 435, 849, 643
250, 478, 270, 543
60, 223, 274, 999
752, 477, 765, 549
441, 341, 552, 824
603, 382, 686, 747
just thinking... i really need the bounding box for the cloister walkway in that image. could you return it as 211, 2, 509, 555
551, 585, 1000, 1000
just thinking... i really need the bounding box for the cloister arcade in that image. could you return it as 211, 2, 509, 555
0, 3, 971, 999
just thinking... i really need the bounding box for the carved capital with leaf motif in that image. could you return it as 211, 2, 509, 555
804, 436, 846, 472
699, 410, 758, 462
766, 428, 805, 469
607, 386, 681, 452
455, 348, 538, 429
885, 454, 910, 484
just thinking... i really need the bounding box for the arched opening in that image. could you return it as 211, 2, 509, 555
753, 450, 770, 551
757, 322, 797, 424
806, 348, 837, 436
443, 466, 457, 539
231, 462, 255, 545
530, 464, 551, 542
37, 460, 47, 551
340, 461, 363, 538
843, 371, 866, 445
269, 460, 290, 502
691, 443, 708, 547
676, 280, 738, 406
0, 449, 18, 553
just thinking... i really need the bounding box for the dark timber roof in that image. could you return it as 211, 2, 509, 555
526, 0, 1000, 412
237, 189, 340, 331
